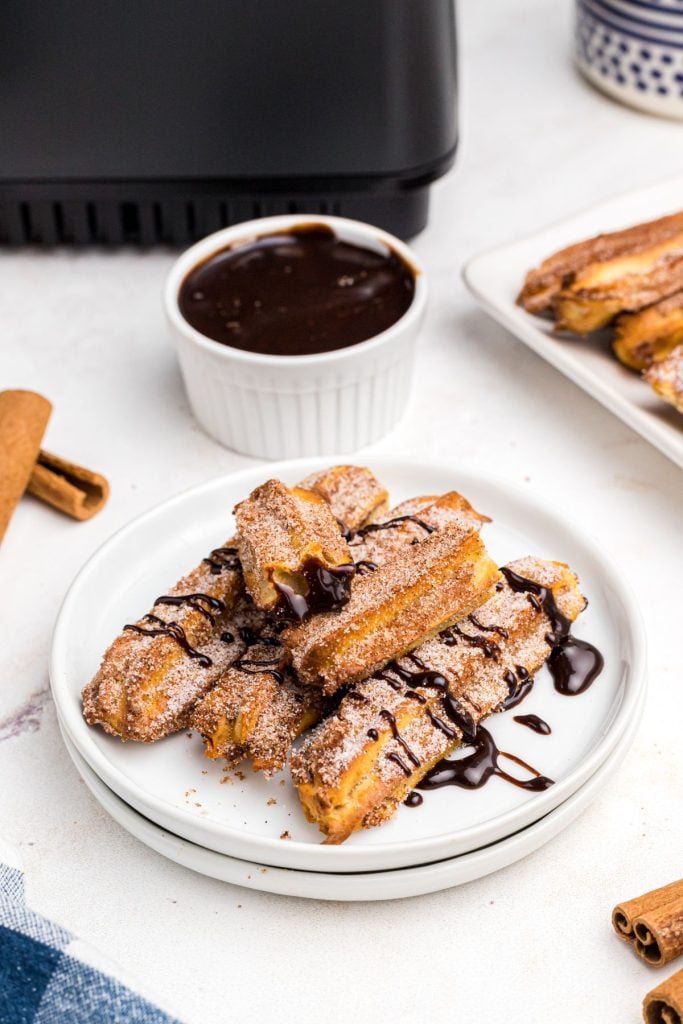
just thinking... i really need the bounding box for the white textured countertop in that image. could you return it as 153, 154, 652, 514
1, 1, 681, 1021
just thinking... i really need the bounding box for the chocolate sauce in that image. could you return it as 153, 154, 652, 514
417, 726, 554, 793
220, 631, 235, 644
514, 714, 552, 735
367, 728, 379, 741
381, 661, 478, 742
124, 614, 212, 667
353, 515, 435, 541
426, 708, 457, 739
238, 625, 259, 646
179, 224, 415, 357
500, 566, 571, 645
274, 561, 355, 621
404, 791, 424, 808
441, 623, 500, 660
336, 519, 352, 541
500, 566, 604, 695
387, 751, 412, 777
233, 656, 284, 683
154, 592, 225, 623
405, 689, 427, 705
378, 670, 404, 692
548, 636, 604, 695
203, 547, 240, 575
355, 560, 378, 575
380, 709, 421, 768
500, 666, 535, 711
468, 614, 508, 639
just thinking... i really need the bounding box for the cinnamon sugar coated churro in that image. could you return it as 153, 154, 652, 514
284, 522, 501, 693
291, 557, 586, 843
191, 489, 491, 772
614, 292, 683, 371
83, 465, 383, 743
519, 208, 683, 416
82, 462, 605, 846
234, 478, 354, 617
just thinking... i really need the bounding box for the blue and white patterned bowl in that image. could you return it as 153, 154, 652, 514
576, 0, 683, 118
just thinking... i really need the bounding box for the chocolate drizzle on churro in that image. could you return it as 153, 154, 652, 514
154, 592, 226, 623
379, 658, 480, 743
274, 561, 356, 621
233, 656, 284, 683
203, 547, 240, 574
500, 566, 603, 695
500, 665, 535, 711
467, 614, 508, 639
441, 623, 500, 659
379, 709, 421, 768
124, 614, 213, 667
351, 514, 436, 542
387, 751, 412, 777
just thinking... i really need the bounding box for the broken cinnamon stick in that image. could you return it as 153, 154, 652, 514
0, 390, 52, 542
613, 880, 683, 954
28, 450, 109, 521
643, 969, 683, 1024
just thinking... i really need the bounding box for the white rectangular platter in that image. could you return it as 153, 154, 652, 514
463, 174, 683, 470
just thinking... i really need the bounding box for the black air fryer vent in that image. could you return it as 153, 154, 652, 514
0, 196, 347, 247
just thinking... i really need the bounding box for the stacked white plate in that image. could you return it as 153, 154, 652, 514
50, 458, 647, 900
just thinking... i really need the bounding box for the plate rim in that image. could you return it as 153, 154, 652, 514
50, 455, 648, 871
461, 173, 683, 471
59, 703, 642, 901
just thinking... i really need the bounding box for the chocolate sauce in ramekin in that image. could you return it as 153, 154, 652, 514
178, 224, 415, 356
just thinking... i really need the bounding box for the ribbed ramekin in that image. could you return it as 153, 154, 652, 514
164, 215, 427, 459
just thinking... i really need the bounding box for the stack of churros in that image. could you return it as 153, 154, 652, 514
518, 210, 683, 415
83, 464, 592, 844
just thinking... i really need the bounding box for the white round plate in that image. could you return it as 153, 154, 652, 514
60, 706, 641, 901
50, 457, 646, 873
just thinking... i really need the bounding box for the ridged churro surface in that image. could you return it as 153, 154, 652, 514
82, 466, 383, 742
518, 211, 683, 315
291, 557, 586, 843
285, 522, 500, 693
191, 490, 491, 772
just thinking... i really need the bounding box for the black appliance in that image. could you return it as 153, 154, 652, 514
0, 0, 457, 246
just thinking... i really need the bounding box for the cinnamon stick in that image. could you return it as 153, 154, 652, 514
635, 900, 683, 967
613, 880, 683, 950
643, 969, 683, 1024
28, 450, 109, 521
0, 390, 52, 542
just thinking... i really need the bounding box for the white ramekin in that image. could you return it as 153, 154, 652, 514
164, 214, 427, 459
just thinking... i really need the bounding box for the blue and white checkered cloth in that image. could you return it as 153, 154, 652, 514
0, 840, 183, 1024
